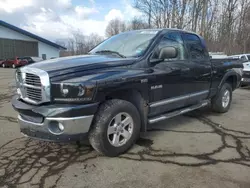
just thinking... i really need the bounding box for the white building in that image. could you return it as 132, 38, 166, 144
0, 20, 66, 60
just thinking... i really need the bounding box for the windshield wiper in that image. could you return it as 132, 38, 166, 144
94, 50, 126, 58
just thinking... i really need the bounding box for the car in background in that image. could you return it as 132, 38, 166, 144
22, 56, 43, 65
1, 57, 28, 68
0, 59, 6, 67
209, 52, 228, 59
228, 54, 250, 86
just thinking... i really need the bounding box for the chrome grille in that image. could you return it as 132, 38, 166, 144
25, 73, 41, 86
16, 67, 50, 105
26, 87, 42, 101
24, 73, 42, 102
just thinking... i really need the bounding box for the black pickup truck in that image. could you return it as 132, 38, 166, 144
12, 29, 243, 156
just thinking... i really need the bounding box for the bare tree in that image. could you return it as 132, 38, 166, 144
128, 17, 149, 30
85, 33, 104, 52
242, 6, 250, 52
60, 32, 104, 56
105, 19, 126, 37
134, 0, 153, 28
133, 0, 250, 54
62, 0, 250, 56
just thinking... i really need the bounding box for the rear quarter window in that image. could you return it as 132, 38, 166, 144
182, 33, 209, 60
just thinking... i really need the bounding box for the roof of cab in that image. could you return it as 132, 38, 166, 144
124, 28, 202, 38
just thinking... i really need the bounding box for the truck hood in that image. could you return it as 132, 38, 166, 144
26, 55, 136, 78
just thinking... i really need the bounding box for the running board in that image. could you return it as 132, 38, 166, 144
148, 100, 209, 124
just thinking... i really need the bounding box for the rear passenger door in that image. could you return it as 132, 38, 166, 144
181, 33, 212, 104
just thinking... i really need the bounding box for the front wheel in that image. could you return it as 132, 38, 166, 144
12, 64, 16, 69
211, 82, 232, 113
2, 63, 5, 68
88, 99, 141, 157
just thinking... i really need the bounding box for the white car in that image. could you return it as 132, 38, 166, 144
228, 54, 250, 86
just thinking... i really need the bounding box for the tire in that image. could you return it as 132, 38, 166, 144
12, 64, 16, 69
211, 82, 232, 113
89, 99, 141, 157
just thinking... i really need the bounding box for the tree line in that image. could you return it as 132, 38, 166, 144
59, 0, 250, 56
133, 0, 250, 55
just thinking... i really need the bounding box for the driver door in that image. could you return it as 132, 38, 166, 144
149, 32, 193, 116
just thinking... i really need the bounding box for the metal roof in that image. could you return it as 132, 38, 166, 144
0, 20, 67, 50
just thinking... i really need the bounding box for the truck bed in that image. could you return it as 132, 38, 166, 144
211, 58, 243, 69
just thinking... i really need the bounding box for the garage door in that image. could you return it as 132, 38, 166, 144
0, 38, 38, 59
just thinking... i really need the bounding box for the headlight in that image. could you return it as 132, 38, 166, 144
60, 83, 69, 96
60, 83, 86, 97
52, 83, 95, 103
77, 85, 85, 96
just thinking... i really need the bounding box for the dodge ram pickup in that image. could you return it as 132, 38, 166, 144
12, 29, 243, 156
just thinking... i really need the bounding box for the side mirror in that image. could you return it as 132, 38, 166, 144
149, 46, 178, 66
159, 46, 178, 59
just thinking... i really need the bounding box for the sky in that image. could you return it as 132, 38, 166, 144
0, 0, 142, 41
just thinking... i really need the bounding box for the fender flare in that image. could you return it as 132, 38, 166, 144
218, 70, 239, 90
102, 89, 149, 132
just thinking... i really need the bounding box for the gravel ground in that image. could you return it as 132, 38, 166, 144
0, 68, 250, 188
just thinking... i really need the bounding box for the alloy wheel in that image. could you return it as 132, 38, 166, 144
107, 112, 134, 147
222, 89, 230, 108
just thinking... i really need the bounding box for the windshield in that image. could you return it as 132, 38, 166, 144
89, 30, 159, 57
247, 55, 250, 61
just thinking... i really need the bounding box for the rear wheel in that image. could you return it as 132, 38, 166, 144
12, 64, 16, 69
88, 99, 141, 157
2, 63, 5, 68
211, 82, 232, 113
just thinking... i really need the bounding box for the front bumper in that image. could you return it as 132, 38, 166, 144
12, 96, 99, 142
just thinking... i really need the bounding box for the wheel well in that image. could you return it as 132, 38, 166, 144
225, 75, 237, 91
104, 90, 148, 132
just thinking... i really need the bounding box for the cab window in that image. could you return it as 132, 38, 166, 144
182, 33, 209, 60
151, 32, 187, 61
